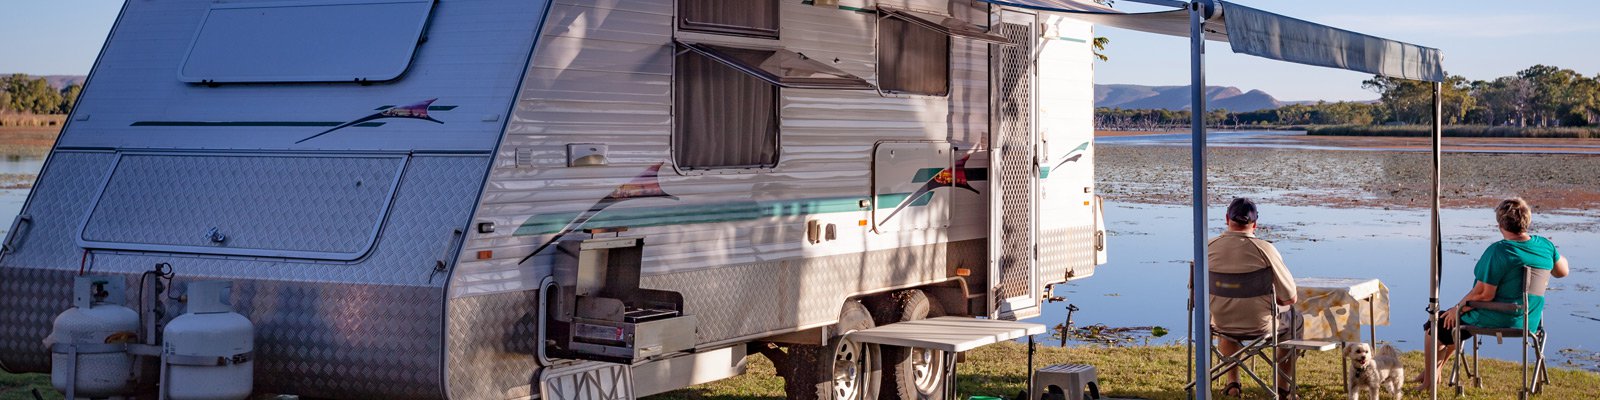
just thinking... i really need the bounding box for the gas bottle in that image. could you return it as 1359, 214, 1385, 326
46, 276, 139, 398
162, 281, 253, 400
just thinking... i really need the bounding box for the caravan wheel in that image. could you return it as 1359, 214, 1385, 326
877, 290, 947, 400
784, 301, 881, 400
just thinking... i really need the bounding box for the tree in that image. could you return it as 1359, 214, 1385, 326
58, 83, 83, 114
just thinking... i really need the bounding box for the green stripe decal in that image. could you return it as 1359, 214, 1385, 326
515, 196, 872, 236
131, 121, 386, 128
1049, 36, 1089, 43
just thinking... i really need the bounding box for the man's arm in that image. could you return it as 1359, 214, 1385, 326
1554, 255, 1570, 278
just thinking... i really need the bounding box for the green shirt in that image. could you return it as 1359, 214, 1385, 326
1460, 235, 1560, 330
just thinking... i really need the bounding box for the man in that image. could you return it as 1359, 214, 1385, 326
1209, 197, 1301, 399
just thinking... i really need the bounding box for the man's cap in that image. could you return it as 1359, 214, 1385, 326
1227, 197, 1258, 225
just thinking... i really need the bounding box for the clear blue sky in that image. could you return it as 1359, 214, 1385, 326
3, 1, 1598, 102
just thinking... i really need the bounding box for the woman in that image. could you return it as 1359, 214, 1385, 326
1419, 198, 1571, 387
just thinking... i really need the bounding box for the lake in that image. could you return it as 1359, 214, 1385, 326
1041, 200, 1600, 371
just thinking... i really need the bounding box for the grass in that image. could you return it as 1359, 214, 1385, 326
0, 126, 59, 159
650, 342, 1600, 400
4, 343, 1595, 399
0, 370, 56, 400
1307, 124, 1600, 139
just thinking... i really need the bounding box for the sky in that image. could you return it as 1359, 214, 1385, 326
2, 1, 1599, 102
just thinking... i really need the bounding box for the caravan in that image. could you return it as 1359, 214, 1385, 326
0, 0, 1106, 398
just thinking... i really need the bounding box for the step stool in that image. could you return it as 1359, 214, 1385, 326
1033, 363, 1100, 400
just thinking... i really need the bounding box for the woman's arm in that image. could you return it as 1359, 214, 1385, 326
1445, 281, 1499, 328
1459, 281, 1498, 306
1553, 255, 1570, 278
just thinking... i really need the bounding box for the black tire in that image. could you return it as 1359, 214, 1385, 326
878, 290, 946, 400
785, 301, 882, 400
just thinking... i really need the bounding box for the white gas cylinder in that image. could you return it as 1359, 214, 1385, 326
162, 281, 253, 400
46, 276, 139, 398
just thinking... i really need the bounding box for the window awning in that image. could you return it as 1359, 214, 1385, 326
878, 6, 1015, 46
981, 0, 1445, 82
677, 41, 876, 90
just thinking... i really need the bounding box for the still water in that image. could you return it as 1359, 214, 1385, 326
1042, 201, 1600, 370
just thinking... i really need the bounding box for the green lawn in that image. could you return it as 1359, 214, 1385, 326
7, 343, 1596, 399
651, 342, 1600, 400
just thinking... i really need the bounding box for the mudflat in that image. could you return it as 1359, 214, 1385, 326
1096, 135, 1600, 211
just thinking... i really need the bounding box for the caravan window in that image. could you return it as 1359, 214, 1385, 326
678, 0, 780, 38
178, 0, 435, 84
673, 46, 780, 170
877, 12, 951, 96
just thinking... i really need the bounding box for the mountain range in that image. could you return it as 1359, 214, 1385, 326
1096, 84, 1302, 112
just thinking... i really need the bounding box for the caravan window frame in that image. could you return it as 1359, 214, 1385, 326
875, 11, 954, 97
670, 44, 783, 174
676, 0, 781, 39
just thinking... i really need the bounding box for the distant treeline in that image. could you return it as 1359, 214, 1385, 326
1308, 125, 1600, 139
1, 74, 82, 115
1098, 64, 1600, 131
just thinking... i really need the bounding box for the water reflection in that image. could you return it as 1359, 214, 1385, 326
1041, 202, 1600, 371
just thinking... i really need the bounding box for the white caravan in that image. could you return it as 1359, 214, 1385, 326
0, 0, 1105, 398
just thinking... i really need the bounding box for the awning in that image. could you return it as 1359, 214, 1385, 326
878, 6, 1015, 45
677, 41, 876, 90
847, 316, 1046, 352
980, 0, 1445, 82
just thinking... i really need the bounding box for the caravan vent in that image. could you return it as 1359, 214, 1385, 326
515, 147, 535, 168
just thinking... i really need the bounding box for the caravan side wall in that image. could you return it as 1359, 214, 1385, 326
449, 0, 998, 394
0, 1, 547, 398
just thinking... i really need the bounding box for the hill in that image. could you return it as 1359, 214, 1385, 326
1096, 83, 1285, 112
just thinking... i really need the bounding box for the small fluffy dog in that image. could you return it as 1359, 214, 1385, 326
1344, 342, 1404, 400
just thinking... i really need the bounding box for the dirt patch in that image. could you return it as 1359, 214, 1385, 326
1096, 144, 1600, 210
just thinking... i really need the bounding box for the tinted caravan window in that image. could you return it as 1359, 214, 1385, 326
878, 12, 952, 96
179, 0, 435, 83
673, 49, 779, 169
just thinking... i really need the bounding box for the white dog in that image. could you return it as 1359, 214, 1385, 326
1345, 342, 1404, 400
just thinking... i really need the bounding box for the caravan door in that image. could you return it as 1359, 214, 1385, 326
1036, 15, 1100, 287
989, 8, 1039, 320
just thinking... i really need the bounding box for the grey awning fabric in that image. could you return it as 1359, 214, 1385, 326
1221, 2, 1444, 82
980, 0, 1445, 82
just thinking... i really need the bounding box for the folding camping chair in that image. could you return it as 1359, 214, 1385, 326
1185, 267, 1329, 399
1449, 266, 1552, 399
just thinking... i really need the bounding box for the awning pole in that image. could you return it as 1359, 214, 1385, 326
1427, 81, 1443, 400
1188, 2, 1211, 399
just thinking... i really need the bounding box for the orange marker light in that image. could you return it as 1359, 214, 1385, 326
858, 219, 868, 226
476, 250, 493, 260
955, 268, 972, 277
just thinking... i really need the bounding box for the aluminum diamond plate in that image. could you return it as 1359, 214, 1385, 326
1, 154, 489, 399
445, 290, 543, 400
641, 243, 945, 344
1038, 225, 1095, 286
81, 154, 404, 258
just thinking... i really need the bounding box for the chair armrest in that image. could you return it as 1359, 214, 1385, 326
1465, 301, 1520, 312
